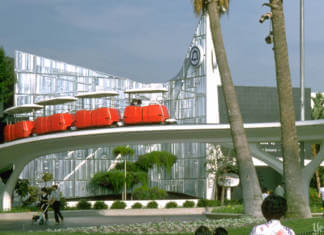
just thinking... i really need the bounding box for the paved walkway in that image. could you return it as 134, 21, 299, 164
0, 208, 208, 232
0, 207, 206, 220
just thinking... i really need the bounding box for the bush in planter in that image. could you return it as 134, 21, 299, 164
150, 186, 167, 199
309, 187, 321, 207
131, 202, 143, 209
94, 201, 108, 209
208, 199, 220, 207
132, 186, 167, 200
77, 199, 92, 209
183, 200, 195, 208
197, 198, 209, 207
165, 201, 177, 208
111, 200, 126, 209
60, 197, 67, 210
197, 199, 220, 207
146, 201, 158, 209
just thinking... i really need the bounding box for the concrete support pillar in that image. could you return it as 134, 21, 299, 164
249, 143, 283, 175
226, 187, 231, 200
0, 159, 26, 211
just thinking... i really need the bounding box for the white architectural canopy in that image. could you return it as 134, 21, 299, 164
1, 120, 324, 210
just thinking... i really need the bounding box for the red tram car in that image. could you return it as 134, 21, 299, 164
3, 89, 176, 143
124, 103, 170, 125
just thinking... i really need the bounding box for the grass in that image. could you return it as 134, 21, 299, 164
211, 204, 244, 214
211, 204, 324, 214
1, 218, 323, 235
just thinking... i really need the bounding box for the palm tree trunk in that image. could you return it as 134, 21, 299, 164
269, 0, 311, 218
220, 186, 225, 206
207, 2, 263, 217
214, 176, 219, 200
124, 159, 127, 200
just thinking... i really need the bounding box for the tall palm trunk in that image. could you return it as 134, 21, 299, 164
207, 1, 262, 217
269, 0, 311, 218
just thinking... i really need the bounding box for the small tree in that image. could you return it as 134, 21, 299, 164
42, 172, 53, 183
206, 144, 238, 205
15, 179, 30, 200
113, 146, 134, 200
0, 47, 16, 107
136, 151, 177, 173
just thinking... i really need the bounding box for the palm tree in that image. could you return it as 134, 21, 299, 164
264, 0, 311, 217
113, 146, 134, 200
192, 0, 263, 217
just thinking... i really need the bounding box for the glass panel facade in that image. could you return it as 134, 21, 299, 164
16, 15, 210, 199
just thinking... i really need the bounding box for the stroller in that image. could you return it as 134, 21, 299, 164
32, 203, 50, 225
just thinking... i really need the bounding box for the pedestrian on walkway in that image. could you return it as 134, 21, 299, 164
39, 187, 49, 224
49, 185, 64, 225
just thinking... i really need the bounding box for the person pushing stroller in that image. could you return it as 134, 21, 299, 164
39, 187, 49, 223
32, 187, 49, 225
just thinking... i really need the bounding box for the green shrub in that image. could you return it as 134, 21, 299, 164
131, 202, 143, 209
132, 186, 167, 200
60, 197, 67, 210
146, 201, 158, 209
133, 186, 151, 200
197, 199, 220, 207
15, 179, 30, 198
111, 200, 126, 209
42, 172, 53, 182
136, 151, 176, 172
309, 187, 321, 207
93, 201, 108, 209
136, 153, 159, 172
183, 200, 195, 208
224, 199, 241, 205
150, 187, 167, 199
208, 200, 220, 207
115, 161, 139, 172
90, 170, 124, 193
77, 199, 92, 209
165, 201, 178, 208
197, 198, 209, 207
126, 171, 148, 188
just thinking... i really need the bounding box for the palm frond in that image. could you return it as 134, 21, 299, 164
192, 0, 204, 16
219, 0, 230, 13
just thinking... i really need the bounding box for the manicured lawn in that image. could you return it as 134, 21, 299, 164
1, 218, 323, 235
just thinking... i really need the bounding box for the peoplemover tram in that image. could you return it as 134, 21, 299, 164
3, 88, 176, 142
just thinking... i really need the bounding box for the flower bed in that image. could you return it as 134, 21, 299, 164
42, 217, 264, 234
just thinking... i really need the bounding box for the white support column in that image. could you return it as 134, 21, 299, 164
302, 141, 324, 183
226, 187, 231, 200
0, 159, 27, 211
249, 143, 283, 175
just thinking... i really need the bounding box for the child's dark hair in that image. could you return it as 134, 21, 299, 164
41, 187, 47, 192
195, 225, 211, 235
213, 226, 228, 235
261, 194, 287, 220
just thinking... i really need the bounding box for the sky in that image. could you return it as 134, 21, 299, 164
0, 0, 323, 92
